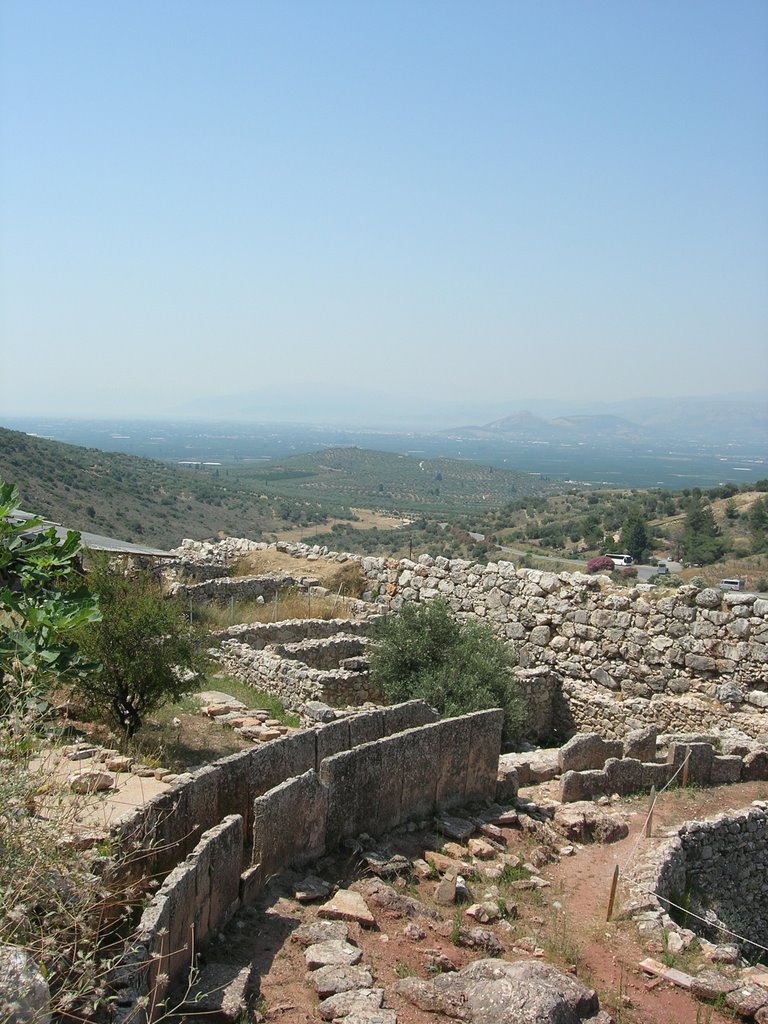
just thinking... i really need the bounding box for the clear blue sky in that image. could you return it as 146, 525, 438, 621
1, 0, 766, 420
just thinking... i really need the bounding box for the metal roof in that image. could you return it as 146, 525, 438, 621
8, 510, 176, 558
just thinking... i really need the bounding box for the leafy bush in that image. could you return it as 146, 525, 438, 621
71, 553, 205, 736
368, 598, 524, 745
0, 479, 100, 716
586, 555, 615, 574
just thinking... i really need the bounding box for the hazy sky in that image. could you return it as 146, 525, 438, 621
1, 1, 766, 420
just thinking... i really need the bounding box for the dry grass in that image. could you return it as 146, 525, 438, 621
193, 588, 361, 630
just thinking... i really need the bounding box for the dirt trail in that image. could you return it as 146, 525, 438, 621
543, 781, 768, 1024
195, 782, 768, 1024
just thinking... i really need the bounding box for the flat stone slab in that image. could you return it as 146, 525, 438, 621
318, 988, 384, 1021
195, 690, 247, 706
294, 875, 333, 902
691, 971, 740, 1000
307, 964, 375, 997
344, 1013, 397, 1024
305, 940, 363, 970
434, 813, 476, 840
319, 889, 377, 928
292, 920, 350, 947
726, 985, 768, 1018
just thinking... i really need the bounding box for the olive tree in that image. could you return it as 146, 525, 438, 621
368, 597, 525, 745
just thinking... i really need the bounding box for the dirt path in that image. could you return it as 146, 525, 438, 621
543, 781, 768, 1024
196, 782, 768, 1024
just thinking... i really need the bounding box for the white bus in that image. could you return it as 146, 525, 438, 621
606, 553, 633, 566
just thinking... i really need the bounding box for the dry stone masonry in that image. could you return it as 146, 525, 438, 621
171, 538, 768, 742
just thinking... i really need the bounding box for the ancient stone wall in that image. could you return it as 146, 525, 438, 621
168, 572, 309, 604
213, 636, 379, 708
114, 704, 502, 1022
176, 540, 768, 739
649, 806, 768, 957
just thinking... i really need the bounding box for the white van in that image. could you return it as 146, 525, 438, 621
719, 578, 745, 591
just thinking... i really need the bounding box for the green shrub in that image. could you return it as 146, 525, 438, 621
368, 598, 525, 745
71, 553, 205, 736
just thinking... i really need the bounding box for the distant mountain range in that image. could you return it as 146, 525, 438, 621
444, 395, 768, 447
177, 390, 768, 447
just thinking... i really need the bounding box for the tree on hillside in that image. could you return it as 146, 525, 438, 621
71, 553, 204, 736
749, 497, 768, 554
619, 508, 651, 563
681, 493, 725, 564
368, 598, 524, 745
0, 479, 100, 715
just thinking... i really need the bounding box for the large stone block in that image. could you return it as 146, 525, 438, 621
624, 725, 657, 762
396, 725, 441, 825
496, 754, 520, 803
710, 755, 743, 785
559, 732, 623, 773
321, 742, 384, 847
434, 716, 472, 810
560, 769, 608, 803
742, 749, 768, 781
315, 719, 352, 770
252, 772, 326, 884
641, 761, 676, 789
382, 699, 440, 735
348, 710, 384, 747
465, 709, 505, 804
666, 741, 714, 785
604, 757, 644, 796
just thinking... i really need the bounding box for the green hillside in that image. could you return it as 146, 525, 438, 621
232, 446, 559, 513
0, 427, 286, 549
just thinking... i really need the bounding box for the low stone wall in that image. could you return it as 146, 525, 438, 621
169, 572, 311, 604
112, 700, 437, 878
116, 815, 244, 1019
645, 805, 768, 958
274, 635, 367, 669
115, 704, 501, 1021
211, 617, 372, 650
558, 731, 768, 803
212, 617, 380, 709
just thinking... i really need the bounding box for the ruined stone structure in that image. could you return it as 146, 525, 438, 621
631, 804, 768, 960
112, 702, 504, 1021
172, 539, 768, 742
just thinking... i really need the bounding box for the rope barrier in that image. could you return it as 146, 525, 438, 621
643, 887, 768, 957
619, 749, 692, 880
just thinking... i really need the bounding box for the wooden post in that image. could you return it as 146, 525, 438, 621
682, 748, 690, 789
606, 864, 620, 922
645, 786, 656, 838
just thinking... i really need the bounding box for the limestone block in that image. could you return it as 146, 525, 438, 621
559, 769, 608, 803
624, 725, 657, 762
604, 757, 644, 796
495, 755, 519, 803
743, 749, 768, 781
0, 944, 50, 1024
710, 755, 743, 785
252, 771, 326, 883
666, 741, 714, 785
559, 733, 623, 773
